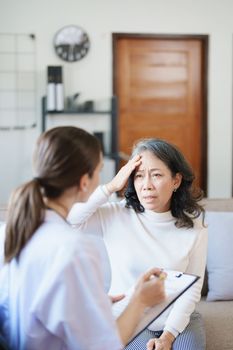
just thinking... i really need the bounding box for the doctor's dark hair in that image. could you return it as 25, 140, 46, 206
124, 138, 204, 228
4, 126, 101, 263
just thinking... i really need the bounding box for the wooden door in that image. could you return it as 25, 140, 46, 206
113, 34, 208, 192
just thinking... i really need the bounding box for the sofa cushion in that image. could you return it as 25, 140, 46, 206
205, 211, 233, 301
197, 298, 233, 350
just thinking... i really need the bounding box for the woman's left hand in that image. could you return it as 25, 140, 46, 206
147, 331, 175, 350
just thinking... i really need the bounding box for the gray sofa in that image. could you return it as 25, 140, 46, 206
196, 198, 233, 350
1, 201, 233, 350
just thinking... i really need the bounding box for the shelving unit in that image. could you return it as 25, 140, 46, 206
0, 33, 37, 130
41, 95, 118, 162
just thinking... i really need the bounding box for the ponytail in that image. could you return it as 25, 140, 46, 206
4, 126, 101, 262
4, 179, 45, 263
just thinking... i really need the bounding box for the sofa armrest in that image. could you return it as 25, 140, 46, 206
201, 198, 233, 212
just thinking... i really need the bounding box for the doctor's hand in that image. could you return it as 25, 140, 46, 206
132, 267, 166, 309
147, 331, 175, 350
115, 268, 166, 346
106, 154, 141, 194
109, 294, 125, 303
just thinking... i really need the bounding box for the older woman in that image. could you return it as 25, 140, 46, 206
68, 138, 208, 350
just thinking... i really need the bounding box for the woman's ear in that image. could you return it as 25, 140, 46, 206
79, 173, 90, 193
174, 173, 182, 190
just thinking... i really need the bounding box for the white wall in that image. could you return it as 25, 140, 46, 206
0, 0, 232, 203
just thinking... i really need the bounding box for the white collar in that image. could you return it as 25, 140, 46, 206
44, 209, 69, 226
142, 209, 174, 222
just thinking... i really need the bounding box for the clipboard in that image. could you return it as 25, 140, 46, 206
112, 269, 200, 345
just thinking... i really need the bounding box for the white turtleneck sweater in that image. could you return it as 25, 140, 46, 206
67, 186, 208, 338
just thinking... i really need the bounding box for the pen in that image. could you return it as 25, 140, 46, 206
158, 272, 167, 281
149, 271, 167, 281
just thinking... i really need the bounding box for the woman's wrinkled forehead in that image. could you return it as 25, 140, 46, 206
135, 150, 166, 171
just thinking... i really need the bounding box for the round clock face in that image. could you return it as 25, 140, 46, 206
54, 25, 90, 62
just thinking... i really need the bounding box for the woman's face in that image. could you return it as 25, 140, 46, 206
133, 150, 181, 213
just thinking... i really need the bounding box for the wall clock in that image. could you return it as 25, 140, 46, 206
53, 25, 90, 62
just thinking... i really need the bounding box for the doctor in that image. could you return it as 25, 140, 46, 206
0, 126, 165, 350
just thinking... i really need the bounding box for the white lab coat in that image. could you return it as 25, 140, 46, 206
0, 210, 122, 350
